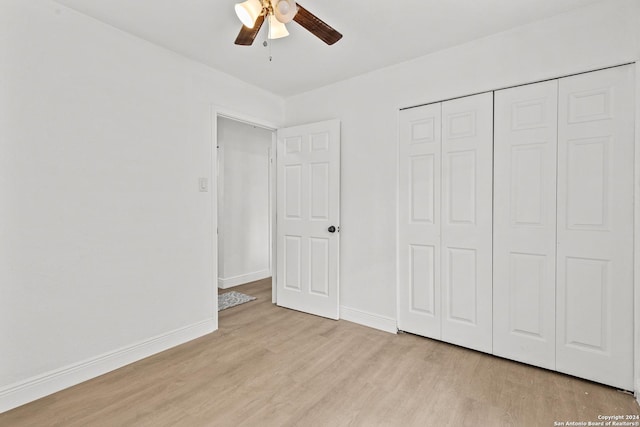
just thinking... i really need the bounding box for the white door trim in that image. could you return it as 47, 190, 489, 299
270, 133, 277, 304
633, 60, 640, 403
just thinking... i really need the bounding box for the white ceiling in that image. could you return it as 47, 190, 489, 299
54, 0, 601, 97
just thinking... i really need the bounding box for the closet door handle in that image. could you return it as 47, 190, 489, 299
328, 226, 336, 233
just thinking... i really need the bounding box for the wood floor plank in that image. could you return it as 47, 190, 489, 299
1, 278, 638, 426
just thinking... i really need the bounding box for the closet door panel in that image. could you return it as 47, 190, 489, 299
441, 92, 493, 353
398, 103, 442, 338
493, 80, 558, 369
556, 65, 634, 390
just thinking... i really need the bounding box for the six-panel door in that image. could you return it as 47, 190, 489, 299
276, 119, 340, 320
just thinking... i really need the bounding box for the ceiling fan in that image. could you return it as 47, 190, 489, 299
233, 0, 342, 46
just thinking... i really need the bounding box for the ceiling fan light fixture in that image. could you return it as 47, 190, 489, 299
233, 1, 342, 47
273, 0, 297, 24
235, 0, 263, 28
268, 14, 289, 39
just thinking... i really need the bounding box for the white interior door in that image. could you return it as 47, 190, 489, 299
276, 119, 340, 319
440, 92, 493, 353
493, 80, 558, 369
556, 65, 635, 390
398, 103, 442, 338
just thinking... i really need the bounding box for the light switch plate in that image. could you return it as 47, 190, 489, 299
198, 177, 208, 192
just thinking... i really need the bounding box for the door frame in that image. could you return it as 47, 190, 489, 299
633, 61, 640, 401
212, 106, 279, 316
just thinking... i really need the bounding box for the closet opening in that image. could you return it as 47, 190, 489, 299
397, 63, 636, 391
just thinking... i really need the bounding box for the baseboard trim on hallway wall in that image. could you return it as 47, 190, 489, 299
0, 318, 216, 414
340, 306, 397, 334
218, 269, 270, 289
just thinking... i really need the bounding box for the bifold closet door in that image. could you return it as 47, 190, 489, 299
493, 80, 558, 369
556, 65, 635, 390
398, 103, 442, 339
441, 92, 493, 353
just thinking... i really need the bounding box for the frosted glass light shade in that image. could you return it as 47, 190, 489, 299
268, 14, 289, 39
273, 0, 297, 24
235, 0, 262, 28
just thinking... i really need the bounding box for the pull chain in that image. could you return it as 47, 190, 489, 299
262, 40, 272, 62
264, 15, 273, 62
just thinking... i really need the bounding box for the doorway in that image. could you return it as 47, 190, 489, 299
213, 112, 341, 322
216, 115, 276, 307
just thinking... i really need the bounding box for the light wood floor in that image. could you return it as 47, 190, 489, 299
2, 278, 639, 426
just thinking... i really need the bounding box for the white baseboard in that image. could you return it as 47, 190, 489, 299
340, 306, 397, 334
218, 269, 270, 289
0, 318, 216, 414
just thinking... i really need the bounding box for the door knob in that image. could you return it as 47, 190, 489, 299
328, 226, 336, 233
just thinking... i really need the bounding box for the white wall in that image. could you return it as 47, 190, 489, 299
284, 0, 640, 327
0, 0, 283, 412
217, 118, 272, 289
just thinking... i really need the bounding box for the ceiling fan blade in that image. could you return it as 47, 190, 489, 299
234, 14, 265, 46
293, 3, 342, 45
